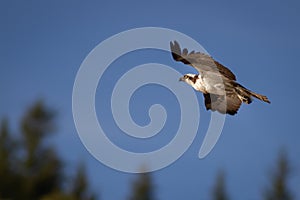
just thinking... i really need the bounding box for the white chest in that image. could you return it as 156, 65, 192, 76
192, 77, 207, 93
192, 75, 226, 95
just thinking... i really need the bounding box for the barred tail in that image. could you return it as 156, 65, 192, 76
248, 90, 271, 103
235, 83, 270, 104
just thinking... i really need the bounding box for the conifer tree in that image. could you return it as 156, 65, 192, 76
0, 101, 96, 200
128, 172, 155, 200
211, 170, 229, 200
263, 151, 293, 200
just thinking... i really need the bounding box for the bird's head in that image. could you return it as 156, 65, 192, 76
179, 74, 198, 86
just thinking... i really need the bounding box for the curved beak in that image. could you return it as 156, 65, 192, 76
179, 77, 185, 82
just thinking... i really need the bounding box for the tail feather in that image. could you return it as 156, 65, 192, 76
248, 91, 271, 103
235, 83, 270, 104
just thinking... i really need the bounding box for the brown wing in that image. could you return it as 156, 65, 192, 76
170, 41, 236, 81
203, 92, 242, 115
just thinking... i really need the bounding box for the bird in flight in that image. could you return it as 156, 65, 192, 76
170, 41, 270, 115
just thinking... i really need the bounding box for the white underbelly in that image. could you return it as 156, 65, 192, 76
192, 78, 207, 93
195, 76, 226, 95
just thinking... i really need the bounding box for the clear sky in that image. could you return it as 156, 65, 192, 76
1, 0, 300, 199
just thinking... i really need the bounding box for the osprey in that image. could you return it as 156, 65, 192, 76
170, 41, 270, 115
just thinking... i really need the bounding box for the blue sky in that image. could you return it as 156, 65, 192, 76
1, 0, 300, 199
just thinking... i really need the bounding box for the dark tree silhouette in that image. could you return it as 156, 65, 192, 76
211, 170, 230, 200
0, 100, 96, 200
19, 101, 62, 199
263, 151, 294, 200
71, 164, 96, 200
128, 172, 155, 200
0, 118, 20, 198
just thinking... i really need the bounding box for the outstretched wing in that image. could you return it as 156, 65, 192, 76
170, 41, 236, 81
203, 92, 242, 115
